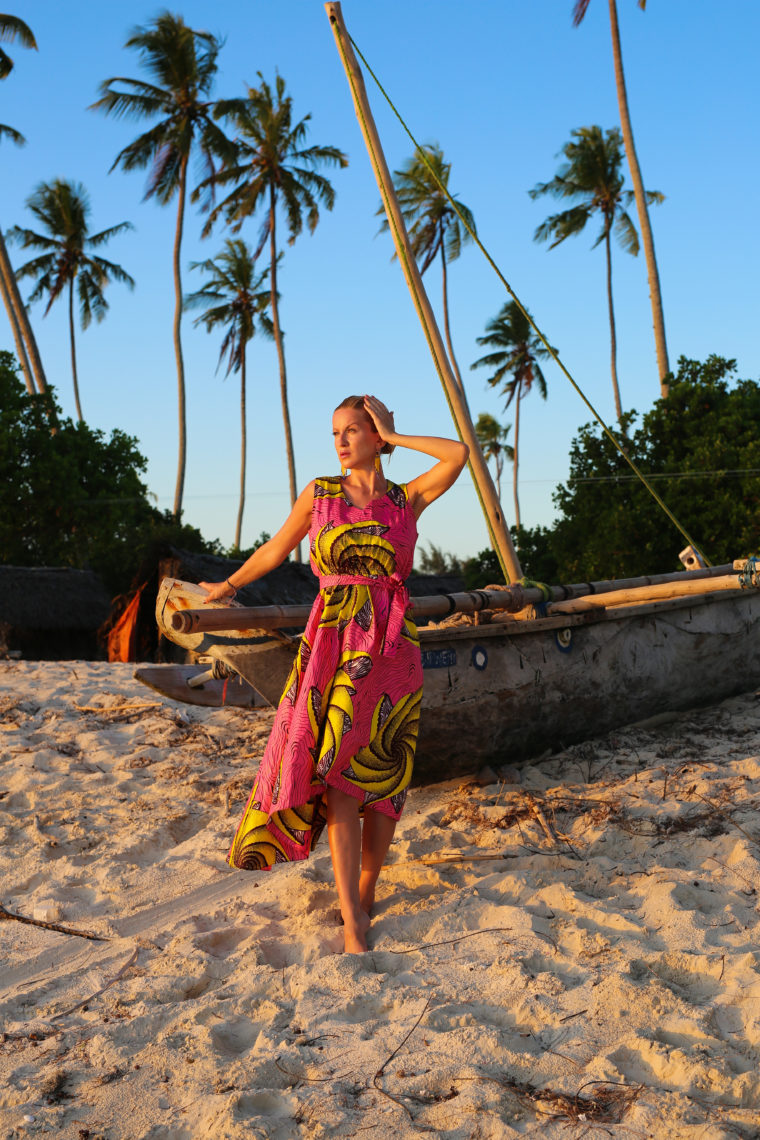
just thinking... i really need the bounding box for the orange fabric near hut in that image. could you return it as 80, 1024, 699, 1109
107, 589, 142, 662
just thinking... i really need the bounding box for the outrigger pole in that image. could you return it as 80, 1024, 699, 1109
325, 2, 523, 583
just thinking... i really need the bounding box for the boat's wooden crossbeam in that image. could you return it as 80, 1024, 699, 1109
166, 563, 739, 636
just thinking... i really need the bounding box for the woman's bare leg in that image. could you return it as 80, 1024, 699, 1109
326, 786, 371, 953
359, 808, 397, 916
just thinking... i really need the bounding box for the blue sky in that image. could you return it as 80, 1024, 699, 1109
2, 1, 759, 565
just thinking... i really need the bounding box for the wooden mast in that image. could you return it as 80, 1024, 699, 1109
325, 2, 523, 583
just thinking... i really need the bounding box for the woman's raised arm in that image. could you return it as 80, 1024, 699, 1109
200, 482, 315, 603
364, 395, 468, 519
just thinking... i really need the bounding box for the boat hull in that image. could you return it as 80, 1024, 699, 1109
412, 588, 760, 780
138, 579, 760, 782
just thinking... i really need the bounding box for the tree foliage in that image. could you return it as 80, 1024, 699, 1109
0, 352, 216, 594
545, 356, 760, 581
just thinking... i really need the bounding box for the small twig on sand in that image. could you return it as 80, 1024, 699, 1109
273, 1056, 354, 1084
0, 903, 108, 942
689, 790, 759, 848
372, 997, 433, 1124
51, 946, 138, 1020
706, 855, 757, 893
527, 795, 558, 848
386, 928, 513, 955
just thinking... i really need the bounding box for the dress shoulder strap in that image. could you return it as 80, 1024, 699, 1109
313, 475, 345, 499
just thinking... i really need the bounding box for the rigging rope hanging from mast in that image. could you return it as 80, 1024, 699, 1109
341, 25, 710, 568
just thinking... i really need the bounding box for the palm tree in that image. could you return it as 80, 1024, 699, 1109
92, 11, 233, 518
475, 412, 513, 503
9, 180, 134, 423
186, 239, 273, 550
530, 125, 662, 424
380, 144, 475, 404
471, 302, 550, 532
198, 73, 348, 559
0, 12, 35, 77
573, 0, 670, 395
0, 13, 47, 396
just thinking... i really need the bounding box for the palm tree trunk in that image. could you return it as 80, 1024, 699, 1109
495, 453, 503, 503
608, 0, 669, 397
604, 226, 623, 423
440, 242, 469, 411
235, 350, 247, 551
0, 252, 34, 394
68, 278, 83, 423
269, 185, 301, 561
512, 382, 522, 532
172, 154, 189, 520
0, 226, 48, 394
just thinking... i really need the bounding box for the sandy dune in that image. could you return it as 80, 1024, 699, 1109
1, 660, 760, 1138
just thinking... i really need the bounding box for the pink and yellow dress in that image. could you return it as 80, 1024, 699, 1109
228, 476, 423, 870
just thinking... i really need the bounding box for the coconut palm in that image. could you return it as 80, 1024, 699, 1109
186, 239, 273, 550
0, 12, 35, 78
380, 145, 475, 403
0, 13, 47, 396
530, 125, 662, 424
573, 0, 670, 395
475, 412, 513, 503
471, 302, 551, 532
198, 73, 348, 559
92, 11, 233, 518
9, 179, 134, 422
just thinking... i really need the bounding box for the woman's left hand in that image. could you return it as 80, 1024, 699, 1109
364, 395, 396, 442
199, 579, 236, 604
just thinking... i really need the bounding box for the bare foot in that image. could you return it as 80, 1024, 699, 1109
342, 908, 371, 954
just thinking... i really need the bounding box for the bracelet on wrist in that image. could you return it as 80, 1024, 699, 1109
226, 578, 238, 597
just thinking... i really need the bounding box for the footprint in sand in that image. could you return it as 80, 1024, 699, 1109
210, 1016, 260, 1057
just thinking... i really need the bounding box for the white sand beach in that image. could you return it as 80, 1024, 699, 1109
1, 660, 760, 1138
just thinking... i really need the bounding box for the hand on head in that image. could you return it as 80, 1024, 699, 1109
363, 395, 395, 442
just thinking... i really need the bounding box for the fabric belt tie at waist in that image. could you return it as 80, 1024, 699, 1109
318, 574, 410, 655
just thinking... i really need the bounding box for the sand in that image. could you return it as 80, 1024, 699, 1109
1, 659, 760, 1139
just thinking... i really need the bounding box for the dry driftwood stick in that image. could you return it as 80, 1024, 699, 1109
418, 851, 512, 866
526, 795, 558, 847
73, 701, 162, 715
51, 946, 138, 1020
0, 902, 108, 942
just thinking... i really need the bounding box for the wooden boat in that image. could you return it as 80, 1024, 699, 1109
136, 566, 760, 783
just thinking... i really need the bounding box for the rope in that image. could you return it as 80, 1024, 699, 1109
346, 32, 712, 569
738, 557, 760, 589
330, 18, 510, 582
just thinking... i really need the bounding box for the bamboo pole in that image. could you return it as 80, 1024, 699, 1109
547, 574, 741, 615
324, 2, 522, 583
167, 562, 739, 636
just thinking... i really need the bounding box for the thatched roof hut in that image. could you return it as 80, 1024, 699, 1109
0, 566, 111, 660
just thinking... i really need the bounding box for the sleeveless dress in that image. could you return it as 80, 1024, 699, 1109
228, 476, 423, 871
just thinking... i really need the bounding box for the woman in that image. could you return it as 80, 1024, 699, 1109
201, 394, 468, 953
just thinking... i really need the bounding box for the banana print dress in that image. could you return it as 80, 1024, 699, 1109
228, 476, 423, 870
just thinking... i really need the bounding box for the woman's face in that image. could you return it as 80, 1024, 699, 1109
332, 406, 379, 470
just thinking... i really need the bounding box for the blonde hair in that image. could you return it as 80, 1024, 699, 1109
335, 395, 394, 455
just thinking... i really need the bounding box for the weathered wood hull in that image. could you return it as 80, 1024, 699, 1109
412, 589, 760, 780
137, 580, 760, 782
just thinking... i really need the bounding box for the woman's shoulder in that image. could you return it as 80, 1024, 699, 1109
313, 475, 346, 499
386, 481, 410, 509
